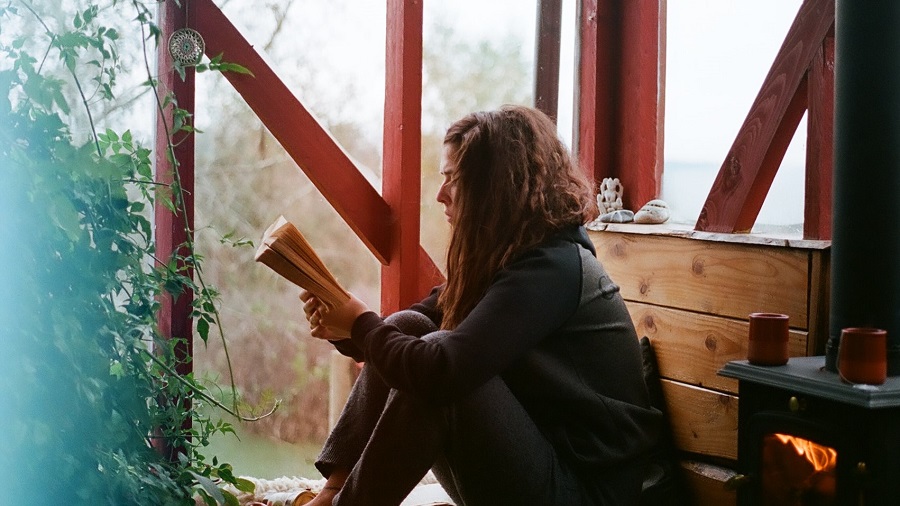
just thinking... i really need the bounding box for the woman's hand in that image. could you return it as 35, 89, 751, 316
300, 290, 369, 340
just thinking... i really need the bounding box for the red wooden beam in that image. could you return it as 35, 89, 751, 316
154, 0, 195, 460
617, 0, 664, 211
576, 0, 664, 211
743, 74, 809, 230
381, 0, 424, 313
804, 27, 834, 240
418, 248, 444, 299
535, 0, 563, 123
695, 0, 835, 233
576, 0, 618, 186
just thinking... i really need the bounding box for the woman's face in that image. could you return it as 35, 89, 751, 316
436, 145, 458, 223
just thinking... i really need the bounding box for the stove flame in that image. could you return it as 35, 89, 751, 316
774, 433, 837, 472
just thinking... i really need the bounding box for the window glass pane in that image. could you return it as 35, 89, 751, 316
664, 1, 805, 233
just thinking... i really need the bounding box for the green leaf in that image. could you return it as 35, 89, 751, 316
109, 361, 124, 378
52, 87, 70, 115
189, 471, 226, 505
216, 465, 236, 482
83, 5, 98, 24
196, 489, 216, 506
100, 82, 113, 100
63, 52, 77, 72
55, 31, 91, 50
48, 197, 82, 243
223, 490, 240, 506
196, 318, 209, 342
233, 478, 256, 494
135, 155, 152, 180
216, 62, 255, 77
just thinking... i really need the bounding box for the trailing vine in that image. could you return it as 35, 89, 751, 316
0, 1, 267, 504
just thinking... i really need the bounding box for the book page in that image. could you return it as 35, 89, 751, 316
255, 216, 350, 308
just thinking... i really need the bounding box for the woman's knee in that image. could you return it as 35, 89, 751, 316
383, 310, 438, 337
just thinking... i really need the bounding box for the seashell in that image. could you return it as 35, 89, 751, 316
633, 199, 670, 224
599, 209, 634, 223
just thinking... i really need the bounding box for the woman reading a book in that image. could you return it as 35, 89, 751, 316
301, 105, 660, 506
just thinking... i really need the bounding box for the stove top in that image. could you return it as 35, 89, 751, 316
720, 357, 900, 409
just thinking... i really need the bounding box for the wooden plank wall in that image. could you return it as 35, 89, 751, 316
589, 224, 830, 505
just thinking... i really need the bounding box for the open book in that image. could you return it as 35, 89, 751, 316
254, 216, 350, 308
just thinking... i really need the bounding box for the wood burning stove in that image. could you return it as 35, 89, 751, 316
720, 357, 900, 505
715, 2, 900, 503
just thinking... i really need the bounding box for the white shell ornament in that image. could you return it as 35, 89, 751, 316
168, 28, 205, 67
597, 177, 624, 214
633, 199, 670, 224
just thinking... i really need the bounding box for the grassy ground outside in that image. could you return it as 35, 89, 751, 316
202, 423, 324, 480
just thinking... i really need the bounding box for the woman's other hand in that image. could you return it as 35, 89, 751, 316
300, 290, 369, 340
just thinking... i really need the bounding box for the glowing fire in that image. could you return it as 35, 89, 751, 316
774, 433, 838, 472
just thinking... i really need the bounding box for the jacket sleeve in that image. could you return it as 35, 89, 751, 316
407, 285, 443, 327
329, 285, 444, 362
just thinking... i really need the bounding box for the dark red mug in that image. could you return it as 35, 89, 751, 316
838, 327, 887, 385
747, 313, 790, 366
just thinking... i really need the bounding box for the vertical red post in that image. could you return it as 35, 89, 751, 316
576, 0, 618, 186
576, 0, 664, 211
804, 27, 834, 240
617, 0, 664, 211
154, 0, 195, 459
535, 0, 563, 123
381, 0, 423, 314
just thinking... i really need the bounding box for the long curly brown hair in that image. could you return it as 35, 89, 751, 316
437, 105, 598, 329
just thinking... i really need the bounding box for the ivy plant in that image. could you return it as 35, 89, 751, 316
1, 1, 261, 504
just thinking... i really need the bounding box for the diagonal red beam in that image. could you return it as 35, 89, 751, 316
418, 249, 444, 298
193, 0, 392, 262
739, 74, 809, 230
695, 0, 835, 233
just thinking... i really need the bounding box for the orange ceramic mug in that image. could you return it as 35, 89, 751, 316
748, 313, 790, 366
838, 327, 887, 385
